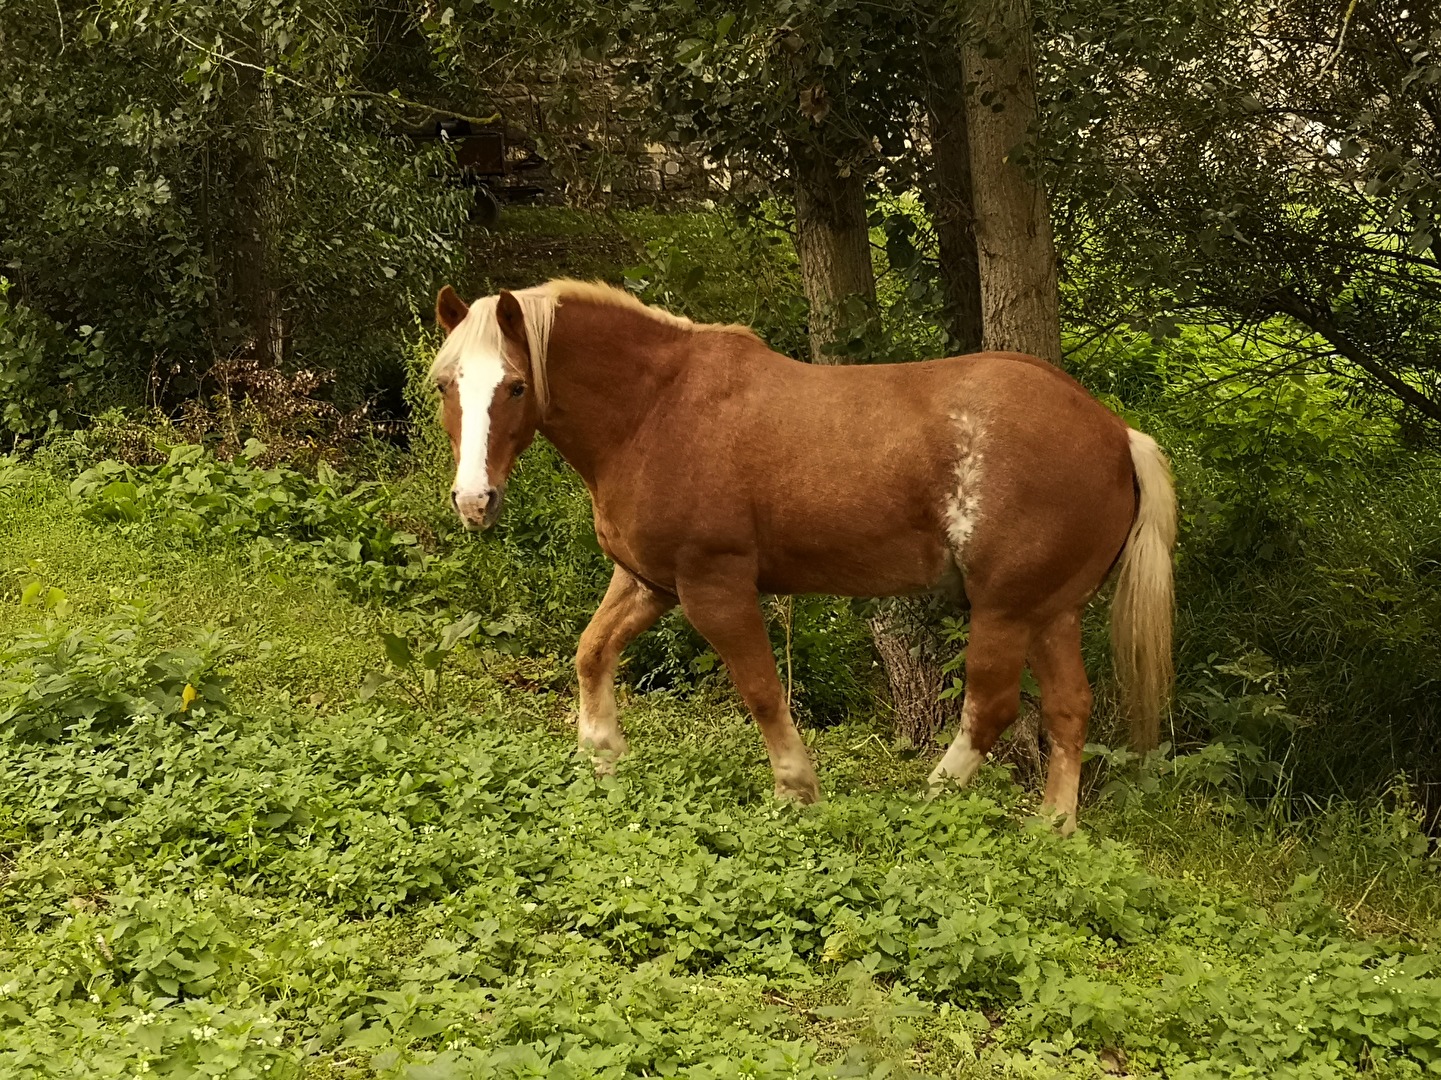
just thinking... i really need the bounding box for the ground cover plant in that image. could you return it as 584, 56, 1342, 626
4, 445, 1441, 1079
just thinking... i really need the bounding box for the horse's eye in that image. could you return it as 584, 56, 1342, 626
510, 383, 526, 398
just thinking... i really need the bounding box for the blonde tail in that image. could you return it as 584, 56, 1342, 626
1111, 428, 1178, 752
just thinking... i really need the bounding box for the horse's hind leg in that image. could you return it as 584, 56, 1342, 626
928, 610, 1028, 795
676, 572, 821, 804
1029, 610, 1092, 834
576, 564, 673, 770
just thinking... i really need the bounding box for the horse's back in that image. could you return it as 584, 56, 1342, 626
601, 340, 1135, 603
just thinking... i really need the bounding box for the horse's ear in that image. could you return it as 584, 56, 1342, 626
436, 285, 468, 333
496, 290, 531, 362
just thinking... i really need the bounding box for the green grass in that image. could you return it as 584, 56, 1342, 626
4, 451, 1441, 1079
0, 466, 383, 708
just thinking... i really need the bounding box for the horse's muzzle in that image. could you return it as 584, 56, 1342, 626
453, 486, 504, 530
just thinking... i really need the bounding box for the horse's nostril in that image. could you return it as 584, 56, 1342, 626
485, 488, 500, 512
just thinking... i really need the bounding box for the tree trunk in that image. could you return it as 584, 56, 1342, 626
922, 55, 984, 355
962, 0, 1063, 364
866, 597, 963, 748
791, 138, 960, 747
791, 142, 876, 363
230, 24, 282, 366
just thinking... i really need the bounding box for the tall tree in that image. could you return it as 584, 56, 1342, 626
791, 137, 877, 363
0, 0, 473, 427
921, 51, 984, 353
964, 0, 1063, 363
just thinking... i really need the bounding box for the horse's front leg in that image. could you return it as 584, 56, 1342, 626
676, 568, 821, 804
575, 564, 673, 771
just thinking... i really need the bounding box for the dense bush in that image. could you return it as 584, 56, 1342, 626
0, 2, 470, 434
69, 442, 448, 605
1069, 327, 1441, 806
0, 281, 110, 440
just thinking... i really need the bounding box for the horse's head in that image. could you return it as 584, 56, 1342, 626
433, 285, 543, 530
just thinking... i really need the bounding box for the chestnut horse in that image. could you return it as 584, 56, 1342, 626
431, 279, 1176, 830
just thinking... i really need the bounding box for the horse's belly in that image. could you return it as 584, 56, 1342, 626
592, 492, 951, 599
755, 518, 953, 597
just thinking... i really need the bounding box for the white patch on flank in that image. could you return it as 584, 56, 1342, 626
943, 411, 984, 559
454, 344, 506, 498
928, 698, 984, 794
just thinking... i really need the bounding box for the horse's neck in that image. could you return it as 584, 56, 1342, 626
538, 304, 682, 484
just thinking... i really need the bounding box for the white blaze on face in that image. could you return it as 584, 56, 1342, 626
453, 344, 507, 501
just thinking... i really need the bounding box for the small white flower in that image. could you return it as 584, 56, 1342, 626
190, 1024, 218, 1041
1307, 972, 1319, 984
89, 993, 101, 1003
522, 902, 538, 913
136, 1011, 157, 1025
627, 822, 642, 832
309, 937, 326, 948
622, 876, 633, 888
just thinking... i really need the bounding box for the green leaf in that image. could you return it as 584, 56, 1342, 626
359, 671, 389, 701
381, 632, 414, 669
439, 612, 482, 651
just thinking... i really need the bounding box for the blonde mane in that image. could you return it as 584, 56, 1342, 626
430, 279, 758, 409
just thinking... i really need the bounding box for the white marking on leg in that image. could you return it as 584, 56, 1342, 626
768, 705, 820, 803
1042, 746, 1082, 833
579, 684, 626, 753
929, 698, 984, 795
943, 412, 984, 560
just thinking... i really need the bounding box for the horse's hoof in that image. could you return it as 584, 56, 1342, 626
774, 777, 822, 805
582, 739, 627, 777
1037, 805, 1079, 836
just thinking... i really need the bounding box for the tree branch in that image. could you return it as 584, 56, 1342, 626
171, 27, 500, 129
1271, 290, 1441, 424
